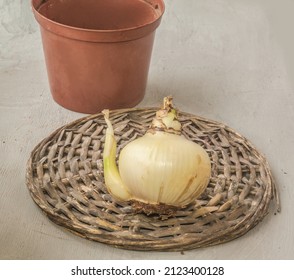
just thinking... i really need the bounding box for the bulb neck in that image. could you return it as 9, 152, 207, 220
148, 96, 182, 135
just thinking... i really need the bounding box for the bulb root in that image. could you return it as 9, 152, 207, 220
131, 200, 188, 217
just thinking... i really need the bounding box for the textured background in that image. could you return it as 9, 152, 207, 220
0, 0, 293, 259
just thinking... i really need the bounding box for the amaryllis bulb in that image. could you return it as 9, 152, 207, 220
102, 96, 211, 214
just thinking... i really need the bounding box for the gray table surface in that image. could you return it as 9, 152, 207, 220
1, 0, 293, 259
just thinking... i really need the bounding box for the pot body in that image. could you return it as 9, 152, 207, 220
32, 0, 165, 113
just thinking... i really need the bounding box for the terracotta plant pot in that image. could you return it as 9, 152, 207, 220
31, 0, 165, 113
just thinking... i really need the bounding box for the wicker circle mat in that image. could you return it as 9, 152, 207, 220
26, 108, 280, 251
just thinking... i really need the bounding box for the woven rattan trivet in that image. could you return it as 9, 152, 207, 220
26, 108, 280, 251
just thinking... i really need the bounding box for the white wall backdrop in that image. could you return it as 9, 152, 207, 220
0, 0, 36, 34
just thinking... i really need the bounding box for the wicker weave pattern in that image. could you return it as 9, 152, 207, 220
26, 108, 279, 251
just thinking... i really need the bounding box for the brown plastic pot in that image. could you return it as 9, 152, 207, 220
31, 0, 165, 113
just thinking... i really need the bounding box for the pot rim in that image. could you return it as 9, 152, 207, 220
31, 0, 165, 42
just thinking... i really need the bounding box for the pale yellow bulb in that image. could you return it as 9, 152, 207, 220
118, 131, 211, 207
